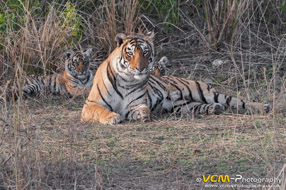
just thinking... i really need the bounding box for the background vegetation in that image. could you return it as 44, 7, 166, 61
0, 0, 286, 189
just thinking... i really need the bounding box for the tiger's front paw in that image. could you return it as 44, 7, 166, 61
130, 104, 151, 122
104, 112, 123, 125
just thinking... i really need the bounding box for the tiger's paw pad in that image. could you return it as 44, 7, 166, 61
209, 103, 224, 115
131, 104, 151, 122
105, 113, 123, 125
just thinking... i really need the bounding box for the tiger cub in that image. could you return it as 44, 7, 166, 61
151, 56, 168, 76
81, 32, 270, 124
16, 48, 93, 99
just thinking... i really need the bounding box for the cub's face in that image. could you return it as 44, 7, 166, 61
64, 48, 92, 79
115, 32, 154, 80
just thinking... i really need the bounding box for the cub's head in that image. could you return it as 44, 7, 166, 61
64, 48, 92, 79
152, 56, 169, 76
114, 32, 155, 80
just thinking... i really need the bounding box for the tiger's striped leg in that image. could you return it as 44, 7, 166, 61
178, 81, 271, 114
213, 93, 270, 114
81, 101, 122, 125
127, 104, 151, 122
22, 83, 43, 98
172, 102, 224, 115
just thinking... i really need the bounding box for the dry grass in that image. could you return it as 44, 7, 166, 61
0, 97, 285, 189
1, 0, 286, 189
203, 0, 250, 49
86, 0, 142, 53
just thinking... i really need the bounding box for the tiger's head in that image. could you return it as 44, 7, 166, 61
64, 48, 92, 79
113, 32, 155, 81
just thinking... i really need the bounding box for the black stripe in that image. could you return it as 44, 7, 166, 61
102, 79, 111, 96
40, 76, 45, 87
118, 73, 128, 82
125, 111, 130, 119
200, 104, 206, 113
107, 62, 123, 99
214, 92, 219, 103
126, 92, 146, 108
149, 75, 167, 91
151, 98, 161, 112
48, 76, 52, 92
176, 78, 194, 101
206, 105, 210, 115
147, 91, 152, 108
126, 83, 146, 96
226, 96, 232, 106
173, 100, 193, 109
165, 76, 178, 84
152, 75, 168, 85
242, 100, 246, 109
179, 78, 190, 83
169, 82, 183, 100
148, 82, 164, 111
97, 85, 113, 111
27, 85, 34, 94
35, 83, 41, 92
196, 81, 208, 104
194, 105, 200, 114
148, 82, 163, 100
70, 75, 79, 85
130, 111, 136, 120
53, 75, 57, 93
148, 78, 156, 85
66, 83, 76, 90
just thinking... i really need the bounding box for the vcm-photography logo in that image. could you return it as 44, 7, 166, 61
196, 174, 282, 184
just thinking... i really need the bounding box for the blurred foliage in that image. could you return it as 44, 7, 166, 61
1, 0, 286, 48
0, 0, 40, 35
277, 0, 286, 14
0, 0, 84, 45
59, 2, 85, 44
141, 0, 179, 30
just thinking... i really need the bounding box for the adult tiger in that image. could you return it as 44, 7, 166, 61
16, 48, 93, 99
81, 32, 270, 124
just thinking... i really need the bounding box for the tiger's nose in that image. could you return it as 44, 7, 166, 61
136, 65, 145, 72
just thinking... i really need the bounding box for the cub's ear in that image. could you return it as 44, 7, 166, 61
158, 56, 169, 66
84, 48, 92, 57
64, 50, 74, 59
145, 31, 155, 42
115, 33, 127, 47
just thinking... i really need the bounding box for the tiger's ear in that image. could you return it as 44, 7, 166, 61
159, 56, 169, 66
84, 48, 92, 57
64, 50, 74, 59
145, 31, 155, 42
115, 33, 127, 47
